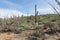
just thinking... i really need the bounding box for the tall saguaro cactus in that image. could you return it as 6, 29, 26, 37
35, 4, 38, 27
35, 4, 38, 23
35, 4, 37, 23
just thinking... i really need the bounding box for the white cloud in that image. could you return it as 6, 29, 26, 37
37, 8, 51, 12
58, 0, 60, 2
0, 8, 28, 18
37, 8, 54, 14
37, 7, 60, 14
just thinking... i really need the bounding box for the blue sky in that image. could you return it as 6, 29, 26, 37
0, 0, 60, 18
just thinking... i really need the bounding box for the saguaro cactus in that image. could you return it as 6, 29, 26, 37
35, 4, 36, 23
35, 4, 38, 27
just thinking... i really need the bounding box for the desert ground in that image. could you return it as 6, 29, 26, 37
0, 29, 60, 40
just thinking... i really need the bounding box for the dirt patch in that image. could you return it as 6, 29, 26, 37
0, 33, 16, 40
0, 30, 60, 40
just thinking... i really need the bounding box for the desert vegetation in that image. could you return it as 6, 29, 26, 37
0, 0, 60, 40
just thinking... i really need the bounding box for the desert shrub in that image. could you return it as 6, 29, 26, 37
43, 22, 57, 34
13, 28, 23, 34
26, 31, 40, 40
58, 23, 60, 27
51, 19, 56, 22
26, 31, 45, 40
56, 23, 60, 32
26, 27, 46, 40
57, 38, 60, 40
0, 18, 2, 26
